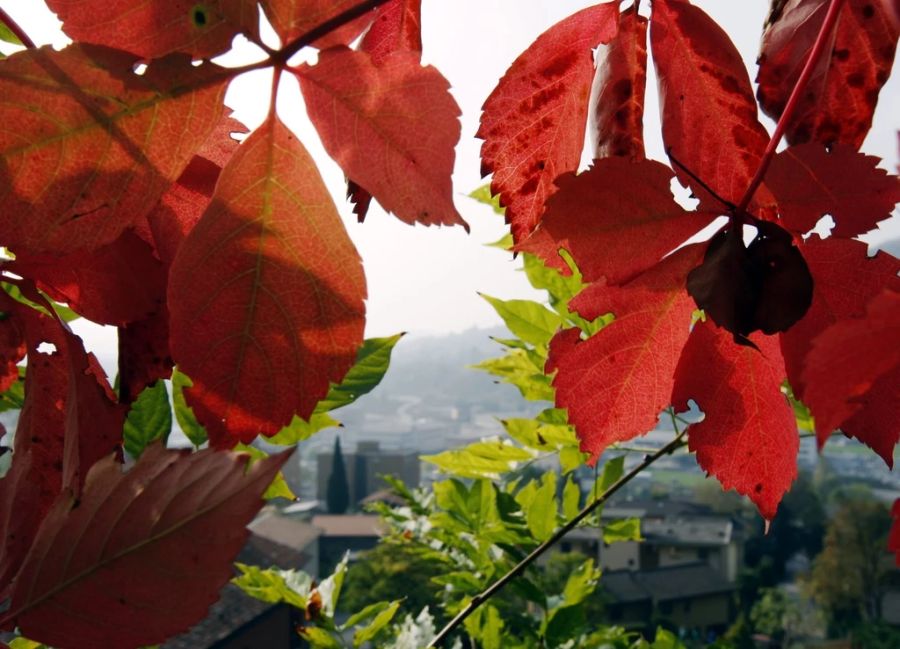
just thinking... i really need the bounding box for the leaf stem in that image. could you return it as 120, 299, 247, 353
0, 8, 36, 49
275, 0, 392, 64
426, 429, 688, 647
734, 0, 846, 215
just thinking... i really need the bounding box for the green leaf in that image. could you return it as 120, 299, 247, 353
0, 22, 23, 46
2, 282, 79, 322
0, 366, 25, 412
480, 294, 562, 348
317, 553, 349, 616
561, 558, 600, 606
544, 603, 586, 647
266, 411, 339, 445
9, 638, 48, 649
472, 350, 554, 402
316, 334, 403, 413
422, 437, 535, 479
234, 444, 296, 501
597, 456, 625, 493
232, 563, 312, 609
469, 183, 505, 215
171, 368, 207, 447
352, 600, 400, 647
464, 604, 504, 649
559, 446, 588, 473
783, 380, 814, 433
123, 380, 172, 459
562, 475, 581, 520
522, 252, 583, 307
485, 232, 514, 250
651, 628, 685, 649
603, 518, 642, 543
300, 627, 342, 649
515, 471, 557, 542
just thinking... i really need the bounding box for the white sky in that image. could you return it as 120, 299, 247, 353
1, 1, 898, 367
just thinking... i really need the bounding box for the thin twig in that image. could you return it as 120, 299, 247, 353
277, 0, 393, 63
0, 8, 36, 49
427, 429, 689, 647
734, 0, 846, 215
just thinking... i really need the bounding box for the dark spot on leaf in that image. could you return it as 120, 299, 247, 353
833, 48, 850, 63
540, 51, 578, 79
614, 79, 633, 102
861, 4, 875, 18
846, 72, 865, 88
755, 483, 763, 494
536, 160, 545, 171
519, 177, 539, 195
192, 5, 208, 27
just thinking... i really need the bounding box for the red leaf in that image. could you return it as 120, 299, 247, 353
589, 9, 648, 159
349, 0, 423, 221
650, 0, 771, 210
118, 307, 173, 405
168, 116, 366, 447
359, 0, 422, 64
10, 230, 167, 326
889, 499, 900, 566
839, 365, 900, 468
260, 0, 375, 49
757, 0, 899, 147
296, 47, 465, 228
520, 158, 716, 284
547, 246, 702, 463
673, 322, 797, 520
802, 289, 900, 457
45, 0, 259, 59
781, 237, 900, 401
0, 45, 228, 254
0, 300, 25, 391
766, 143, 900, 238
478, 4, 619, 243
4, 445, 290, 648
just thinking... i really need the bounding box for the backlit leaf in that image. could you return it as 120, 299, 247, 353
168, 115, 366, 447
232, 563, 312, 609
123, 380, 172, 459
296, 47, 465, 228
6, 444, 290, 647
171, 368, 207, 447
314, 333, 403, 413
757, 0, 899, 148
478, 3, 618, 243
673, 322, 797, 520
480, 294, 562, 348
0, 45, 228, 254
260, 0, 375, 49
352, 600, 400, 647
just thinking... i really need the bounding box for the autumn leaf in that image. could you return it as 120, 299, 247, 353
765, 143, 900, 238
686, 220, 813, 343
0, 45, 228, 254
757, 0, 899, 147
168, 115, 366, 447
547, 246, 702, 463
801, 289, 900, 456
650, 0, 771, 210
673, 322, 797, 520
478, 3, 618, 244
260, 0, 375, 49
3, 444, 290, 648
347, 0, 423, 220
520, 158, 716, 285
780, 237, 900, 462
296, 47, 466, 228
45, 0, 259, 59
589, 9, 648, 159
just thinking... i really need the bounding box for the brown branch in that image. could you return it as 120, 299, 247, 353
0, 8, 36, 49
735, 0, 846, 215
426, 429, 689, 647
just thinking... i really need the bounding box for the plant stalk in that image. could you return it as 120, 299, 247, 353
276, 0, 393, 63
0, 8, 36, 49
427, 429, 688, 647
734, 0, 846, 215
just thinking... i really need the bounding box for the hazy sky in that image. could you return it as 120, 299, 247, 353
1, 1, 898, 365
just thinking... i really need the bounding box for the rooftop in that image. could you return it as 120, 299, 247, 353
311, 514, 385, 537
602, 563, 735, 604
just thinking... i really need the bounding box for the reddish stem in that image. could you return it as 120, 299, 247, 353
277, 0, 392, 63
0, 7, 36, 49
735, 0, 846, 215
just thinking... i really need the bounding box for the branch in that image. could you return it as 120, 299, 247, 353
276, 0, 393, 63
735, 0, 846, 215
427, 428, 689, 648
0, 7, 36, 49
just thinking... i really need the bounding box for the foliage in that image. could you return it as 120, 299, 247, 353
327, 436, 351, 514
0, 0, 897, 646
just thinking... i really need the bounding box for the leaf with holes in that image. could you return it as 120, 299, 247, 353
547, 246, 701, 463
765, 143, 900, 238
478, 3, 618, 244
757, 0, 899, 147
589, 8, 648, 159
45, 0, 259, 59
0, 45, 228, 254
673, 322, 797, 520
520, 158, 716, 284
168, 115, 366, 447
3, 444, 290, 648
296, 47, 466, 229
650, 0, 771, 210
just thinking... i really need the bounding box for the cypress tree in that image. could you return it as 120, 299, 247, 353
326, 436, 350, 514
